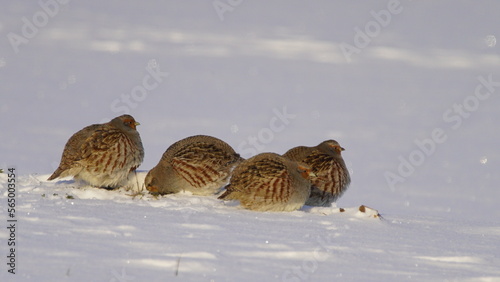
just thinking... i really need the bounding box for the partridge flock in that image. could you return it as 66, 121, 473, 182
49, 115, 350, 212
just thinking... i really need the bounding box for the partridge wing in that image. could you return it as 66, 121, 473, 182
48, 124, 100, 179
304, 151, 348, 196
79, 126, 134, 173
283, 146, 312, 162
235, 158, 293, 204
171, 142, 228, 188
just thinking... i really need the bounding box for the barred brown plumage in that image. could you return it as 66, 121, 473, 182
48, 115, 144, 189
218, 153, 315, 212
283, 140, 351, 206
145, 135, 243, 196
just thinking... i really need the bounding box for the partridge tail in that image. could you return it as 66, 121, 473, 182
47, 167, 64, 181
218, 185, 233, 200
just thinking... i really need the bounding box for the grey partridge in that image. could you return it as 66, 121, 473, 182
145, 135, 243, 196
48, 115, 144, 189
218, 153, 314, 212
283, 140, 350, 206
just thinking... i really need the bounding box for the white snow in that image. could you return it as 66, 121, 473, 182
1, 1, 500, 281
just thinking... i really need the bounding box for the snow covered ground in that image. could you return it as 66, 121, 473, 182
1, 1, 500, 281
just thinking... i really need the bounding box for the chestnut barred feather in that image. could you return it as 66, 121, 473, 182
145, 135, 243, 196
283, 140, 350, 206
219, 153, 313, 212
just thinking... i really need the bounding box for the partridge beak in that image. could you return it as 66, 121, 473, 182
300, 170, 316, 179
328, 143, 345, 152
330, 145, 345, 154
130, 121, 140, 130
334, 145, 345, 153
146, 184, 159, 194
